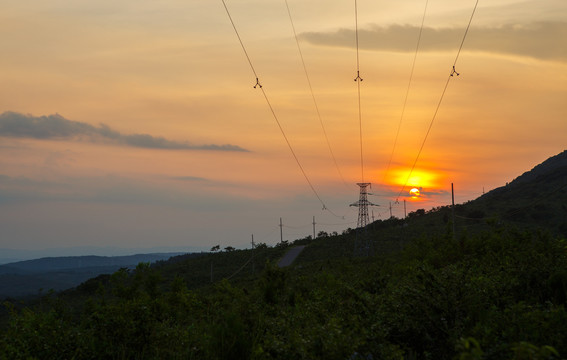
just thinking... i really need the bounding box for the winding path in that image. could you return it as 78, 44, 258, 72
277, 246, 306, 268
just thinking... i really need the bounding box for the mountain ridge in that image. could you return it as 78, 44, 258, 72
0, 245, 207, 264
512, 149, 567, 185
0, 253, 191, 298
0, 253, 186, 273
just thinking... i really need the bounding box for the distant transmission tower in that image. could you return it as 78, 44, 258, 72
350, 183, 378, 228
350, 183, 378, 256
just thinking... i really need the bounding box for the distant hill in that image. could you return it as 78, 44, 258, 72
469, 149, 567, 237
0, 245, 207, 264
511, 150, 567, 185
3, 150, 565, 300
0, 253, 188, 298
0, 254, 185, 273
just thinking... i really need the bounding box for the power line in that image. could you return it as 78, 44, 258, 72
283, 223, 311, 229
284, 0, 349, 188
383, 0, 429, 183
220, 0, 341, 217
258, 86, 328, 209
225, 251, 255, 280
454, 0, 480, 66
353, 0, 364, 183
319, 221, 357, 226
396, 0, 480, 201
220, 0, 261, 88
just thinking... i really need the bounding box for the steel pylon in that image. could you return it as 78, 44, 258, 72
350, 183, 378, 256
350, 183, 377, 228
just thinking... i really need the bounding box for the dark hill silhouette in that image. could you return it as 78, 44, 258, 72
0, 254, 183, 273
470, 149, 567, 236
512, 150, 567, 185
0, 253, 186, 298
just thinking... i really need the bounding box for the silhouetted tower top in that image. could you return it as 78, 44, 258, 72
350, 182, 378, 229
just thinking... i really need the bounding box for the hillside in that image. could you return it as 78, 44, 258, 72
467, 149, 567, 236
1, 150, 566, 359
0, 253, 186, 273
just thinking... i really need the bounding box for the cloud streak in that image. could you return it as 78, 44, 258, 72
0, 112, 249, 152
299, 22, 567, 62
171, 176, 209, 182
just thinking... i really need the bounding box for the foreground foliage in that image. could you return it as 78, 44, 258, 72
1, 226, 566, 359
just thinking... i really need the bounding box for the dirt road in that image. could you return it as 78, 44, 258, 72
277, 245, 306, 267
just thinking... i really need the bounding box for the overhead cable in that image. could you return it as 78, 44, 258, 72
220, 0, 340, 217
220, 0, 261, 88
284, 0, 350, 188
383, 0, 429, 183
354, 0, 364, 183
396, 0, 480, 201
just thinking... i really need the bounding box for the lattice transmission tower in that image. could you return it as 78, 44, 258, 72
350, 182, 378, 228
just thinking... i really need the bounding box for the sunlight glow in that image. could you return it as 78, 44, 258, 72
387, 167, 441, 189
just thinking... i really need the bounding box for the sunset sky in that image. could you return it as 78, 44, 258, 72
1, 0, 566, 254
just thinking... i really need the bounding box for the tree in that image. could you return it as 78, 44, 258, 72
276, 240, 289, 249
255, 242, 268, 250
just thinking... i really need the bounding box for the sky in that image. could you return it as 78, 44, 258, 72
1, 0, 566, 255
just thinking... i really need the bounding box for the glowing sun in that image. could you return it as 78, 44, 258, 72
409, 188, 420, 197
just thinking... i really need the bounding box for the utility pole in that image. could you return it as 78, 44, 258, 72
404, 199, 407, 219
312, 216, 316, 239
279, 217, 283, 243
389, 202, 393, 218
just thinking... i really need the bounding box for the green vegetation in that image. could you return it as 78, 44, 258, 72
1, 151, 566, 359
1, 222, 566, 359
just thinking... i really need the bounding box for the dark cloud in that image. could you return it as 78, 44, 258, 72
299, 21, 567, 62
171, 176, 209, 182
0, 112, 249, 152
